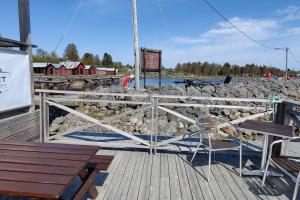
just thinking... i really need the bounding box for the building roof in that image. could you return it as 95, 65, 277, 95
96, 67, 117, 72
59, 61, 81, 69
84, 65, 91, 70
33, 62, 48, 68
52, 64, 61, 69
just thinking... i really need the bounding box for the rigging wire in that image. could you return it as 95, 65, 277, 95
202, 0, 276, 50
289, 50, 300, 66
154, 0, 171, 36
53, 0, 85, 53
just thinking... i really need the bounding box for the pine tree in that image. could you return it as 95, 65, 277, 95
63, 43, 79, 61
102, 52, 113, 66
81, 53, 94, 65
94, 55, 101, 65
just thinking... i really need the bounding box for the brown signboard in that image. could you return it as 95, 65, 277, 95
140, 48, 162, 88
140, 48, 161, 72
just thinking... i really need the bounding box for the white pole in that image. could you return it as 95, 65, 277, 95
286, 47, 289, 80
132, 0, 140, 90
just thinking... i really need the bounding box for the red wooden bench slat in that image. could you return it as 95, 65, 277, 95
88, 155, 114, 171
0, 144, 95, 155
0, 171, 72, 185
0, 180, 64, 199
0, 155, 85, 168
0, 149, 90, 161
273, 158, 299, 177
0, 141, 99, 151
0, 162, 78, 176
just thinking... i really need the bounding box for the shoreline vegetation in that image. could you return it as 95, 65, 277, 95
33, 43, 300, 78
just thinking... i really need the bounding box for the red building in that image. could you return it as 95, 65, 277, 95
33, 62, 116, 76
89, 66, 97, 75
45, 64, 58, 75
96, 67, 118, 75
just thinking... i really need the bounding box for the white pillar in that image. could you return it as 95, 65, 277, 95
132, 0, 140, 90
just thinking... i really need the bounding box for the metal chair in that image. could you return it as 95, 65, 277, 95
190, 115, 243, 181
262, 138, 300, 200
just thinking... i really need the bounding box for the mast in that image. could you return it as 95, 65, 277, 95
132, 0, 140, 90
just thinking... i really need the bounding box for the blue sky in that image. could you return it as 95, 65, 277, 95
1, 0, 300, 69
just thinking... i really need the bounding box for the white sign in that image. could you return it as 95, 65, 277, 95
0, 50, 32, 112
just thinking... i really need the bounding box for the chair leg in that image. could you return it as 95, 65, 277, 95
262, 158, 271, 187
292, 173, 300, 200
208, 149, 212, 182
191, 141, 202, 163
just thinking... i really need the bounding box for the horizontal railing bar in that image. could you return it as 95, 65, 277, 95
158, 102, 266, 110
35, 89, 149, 98
47, 97, 152, 105
35, 89, 283, 104
152, 94, 281, 103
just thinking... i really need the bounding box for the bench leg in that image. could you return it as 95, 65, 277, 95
73, 169, 98, 200
89, 185, 99, 199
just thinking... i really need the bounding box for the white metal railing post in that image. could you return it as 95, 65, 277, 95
150, 96, 154, 155
39, 92, 45, 143
155, 97, 159, 154
43, 92, 49, 141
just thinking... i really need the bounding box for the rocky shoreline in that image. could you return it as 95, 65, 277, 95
49, 78, 300, 139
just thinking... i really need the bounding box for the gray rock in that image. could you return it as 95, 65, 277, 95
52, 116, 65, 125
222, 109, 231, 116
50, 124, 60, 132
201, 85, 215, 94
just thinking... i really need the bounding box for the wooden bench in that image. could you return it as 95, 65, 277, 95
0, 141, 114, 200
74, 155, 114, 200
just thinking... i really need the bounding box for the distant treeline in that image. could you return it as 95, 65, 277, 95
33, 43, 132, 70
175, 62, 298, 76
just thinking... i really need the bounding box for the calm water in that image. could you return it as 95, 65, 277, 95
128, 77, 241, 88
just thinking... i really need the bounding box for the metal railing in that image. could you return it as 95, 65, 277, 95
36, 89, 281, 153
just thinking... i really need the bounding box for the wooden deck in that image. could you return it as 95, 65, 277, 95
47, 131, 300, 200
91, 148, 297, 200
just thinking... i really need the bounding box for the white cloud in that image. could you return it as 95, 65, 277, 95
275, 5, 300, 21
170, 36, 209, 44
170, 17, 278, 46
162, 16, 300, 69
286, 27, 300, 35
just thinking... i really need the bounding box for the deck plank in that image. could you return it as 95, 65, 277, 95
116, 150, 140, 200
195, 154, 225, 200
138, 154, 152, 200
160, 153, 171, 200
168, 154, 183, 200
218, 155, 258, 200
103, 151, 131, 200
192, 163, 215, 200
182, 155, 204, 200
127, 152, 146, 200
96, 151, 125, 200
215, 154, 247, 200
149, 153, 161, 200
209, 155, 237, 200
175, 155, 194, 200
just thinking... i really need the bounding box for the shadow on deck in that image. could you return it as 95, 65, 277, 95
92, 149, 296, 200
51, 132, 297, 200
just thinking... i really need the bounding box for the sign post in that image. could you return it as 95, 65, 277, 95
18, 0, 35, 110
